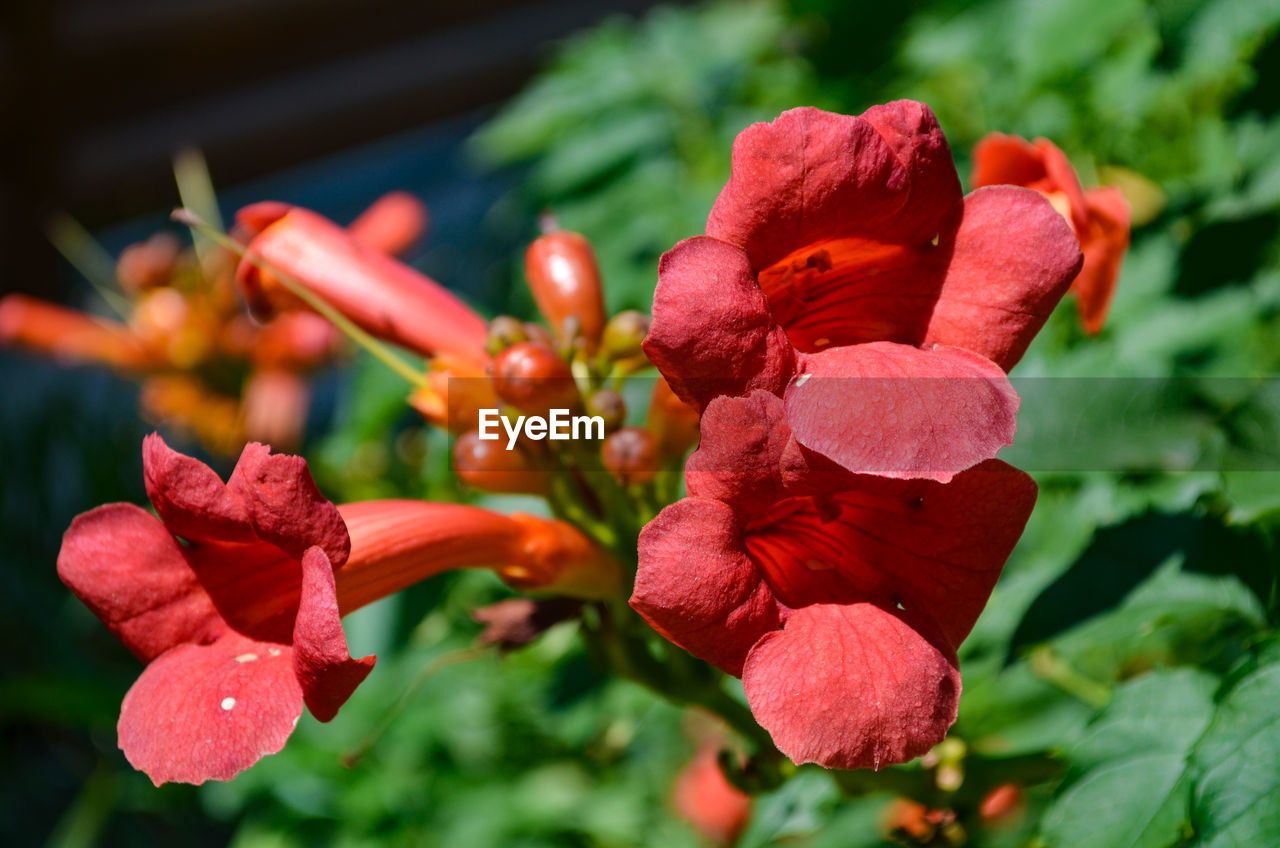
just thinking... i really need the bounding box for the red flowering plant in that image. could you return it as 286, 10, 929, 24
52, 98, 1092, 808
644, 103, 1083, 480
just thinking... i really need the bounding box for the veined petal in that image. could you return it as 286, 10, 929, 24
923, 186, 1082, 371
784, 342, 1019, 482
644, 236, 794, 411
234, 203, 488, 369
57, 504, 225, 662
684, 391, 792, 516
118, 632, 303, 785
632, 498, 781, 676
742, 602, 959, 770
293, 546, 375, 722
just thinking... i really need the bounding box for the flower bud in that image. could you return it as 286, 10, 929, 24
453, 429, 550, 495
602, 426, 657, 485
490, 341, 579, 416
486, 315, 528, 355
585, 389, 626, 433
978, 783, 1025, 829
601, 310, 651, 362
525, 230, 606, 354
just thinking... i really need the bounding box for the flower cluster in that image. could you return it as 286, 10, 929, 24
49, 99, 1120, 790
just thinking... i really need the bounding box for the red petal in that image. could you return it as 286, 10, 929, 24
923, 187, 1082, 370
57, 504, 225, 662
707, 104, 961, 272
632, 499, 781, 677
784, 342, 1018, 482
1073, 186, 1131, 335
1035, 138, 1090, 232
118, 632, 303, 785
644, 236, 795, 411
293, 546, 375, 722
346, 191, 429, 258
673, 744, 752, 845
684, 391, 792, 516
743, 460, 1036, 646
742, 602, 959, 770
970, 133, 1046, 189
142, 433, 254, 545
227, 442, 350, 568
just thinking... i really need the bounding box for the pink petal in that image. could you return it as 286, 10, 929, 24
142, 433, 254, 545
784, 342, 1019, 482
707, 104, 961, 271
293, 546, 375, 722
118, 632, 303, 785
228, 443, 350, 568
632, 499, 781, 677
742, 602, 959, 770
923, 186, 1082, 370
643, 236, 794, 411
57, 504, 225, 662
1074, 186, 1131, 335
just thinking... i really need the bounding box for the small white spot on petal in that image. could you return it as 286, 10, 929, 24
221, 697, 236, 711
235, 653, 258, 663
268, 648, 282, 657
794, 373, 811, 387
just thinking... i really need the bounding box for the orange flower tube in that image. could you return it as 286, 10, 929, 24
234, 202, 490, 372
346, 191, 430, 258
0, 294, 154, 370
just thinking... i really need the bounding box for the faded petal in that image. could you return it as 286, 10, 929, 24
632, 499, 781, 676
784, 342, 1018, 482
118, 632, 303, 785
644, 237, 794, 411
293, 546, 374, 722
57, 504, 224, 662
742, 602, 959, 770
923, 186, 1082, 371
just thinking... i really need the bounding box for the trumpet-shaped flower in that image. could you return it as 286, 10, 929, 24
631, 392, 1037, 769
644, 103, 1082, 480
972, 133, 1131, 334
59, 435, 618, 785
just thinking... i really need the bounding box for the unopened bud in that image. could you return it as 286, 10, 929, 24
647, 375, 700, 459
602, 310, 651, 362
453, 430, 550, 494
486, 315, 528, 355
585, 389, 626, 433
525, 230, 606, 354
602, 426, 657, 485
490, 341, 579, 415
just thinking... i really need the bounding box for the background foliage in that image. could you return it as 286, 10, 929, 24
5, 0, 1280, 844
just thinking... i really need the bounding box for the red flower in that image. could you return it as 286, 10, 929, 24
972, 133, 1131, 334
58, 435, 619, 784
631, 392, 1036, 769
643, 103, 1082, 481
673, 743, 752, 846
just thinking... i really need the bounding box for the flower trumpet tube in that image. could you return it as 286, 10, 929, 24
0, 294, 155, 370
57, 434, 618, 785
972, 133, 1132, 334
643, 103, 1083, 481
234, 202, 489, 372
631, 391, 1037, 770
345, 190, 430, 259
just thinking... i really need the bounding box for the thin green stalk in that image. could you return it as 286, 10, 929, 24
45, 214, 132, 319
